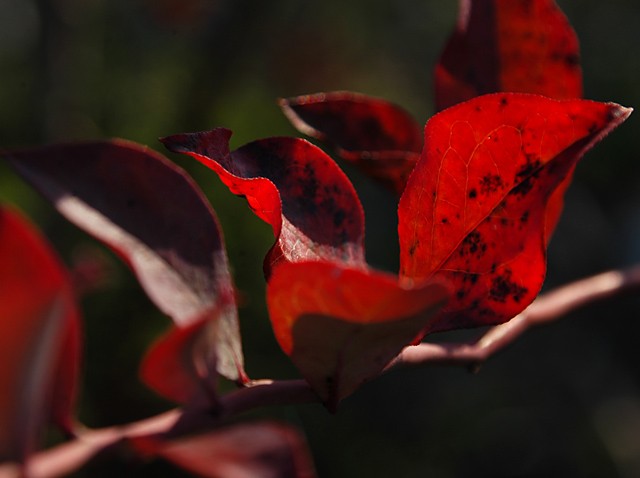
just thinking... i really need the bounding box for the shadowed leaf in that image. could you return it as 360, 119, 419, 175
399, 94, 631, 332
280, 92, 423, 194
5, 141, 244, 383
133, 422, 317, 478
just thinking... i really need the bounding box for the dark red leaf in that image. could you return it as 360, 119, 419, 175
133, 422, 317, 478
5, 140, 244, 383
161, 128, 365, 276
267, 261, 449, 407
0, 207, 81, 462
435, 0, 582, 112
281, 92, 423, 193
399, 94, 631, 332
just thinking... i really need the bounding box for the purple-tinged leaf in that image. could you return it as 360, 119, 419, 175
281, 92, 423, 193
5, 141, 244, 382
133, 422, 317, 478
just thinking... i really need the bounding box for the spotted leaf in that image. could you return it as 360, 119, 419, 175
280, 92, 423, 194
399, 93, 631, 332
162, 128, 365, 276
435, 0, 582, 112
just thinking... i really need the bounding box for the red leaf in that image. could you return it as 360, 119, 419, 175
280, 92, 423, 193
5, 141, 244, 383
267, 261, 449, 407
133, 422, 317, 478
399, 94, 631, 332
435, 0, 582, 112
161, 128, 365, 276
0, 207, 81, 462
140, 301, 234, 404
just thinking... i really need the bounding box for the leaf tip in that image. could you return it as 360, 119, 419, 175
278, 96, 322, 140
611, 104, 633, 121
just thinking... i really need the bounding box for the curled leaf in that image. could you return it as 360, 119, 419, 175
399, 94, 631, 332
162, 128, 365, 276
435, 0, 582, 111
267, 261, 449, 407
281, 92, 423, 193
5, 140, 244, 383
0, 207, 81, 462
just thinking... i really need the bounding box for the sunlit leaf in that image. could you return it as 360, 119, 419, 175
399, 94, 631, 332
435, 0, 582, 112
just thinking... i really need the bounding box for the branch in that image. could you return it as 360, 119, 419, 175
0, 410, 181, 478
4, 264, 640, 477
390, 263, 640, 370
0, 380, 315, 478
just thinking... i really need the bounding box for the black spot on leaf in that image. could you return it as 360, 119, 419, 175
480, 174, 504, 195
489, 269, 528, 303
459, 231, 485, 257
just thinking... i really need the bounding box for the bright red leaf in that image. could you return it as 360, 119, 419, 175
163, 130, 450, 404
280, 92, 423, 193
399, 93, 631, 333
161, 128, 365, 276
267, 261, 449, 407
133, 422, 317, 478
435, 0, 585, 242
0, 207, 81, 462
435, 0, 582, 112
282, 1, 584, 197
5, 141, 244, 384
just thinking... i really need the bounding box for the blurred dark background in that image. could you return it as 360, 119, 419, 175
1, 0, 639, 476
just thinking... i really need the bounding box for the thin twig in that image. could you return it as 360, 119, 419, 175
0, 380, 315, 478
4, 265, 640, 478
390, 264, 640, 370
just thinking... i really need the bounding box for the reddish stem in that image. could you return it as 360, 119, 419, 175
3, 264, 640, 478
390, 264, 640, 369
